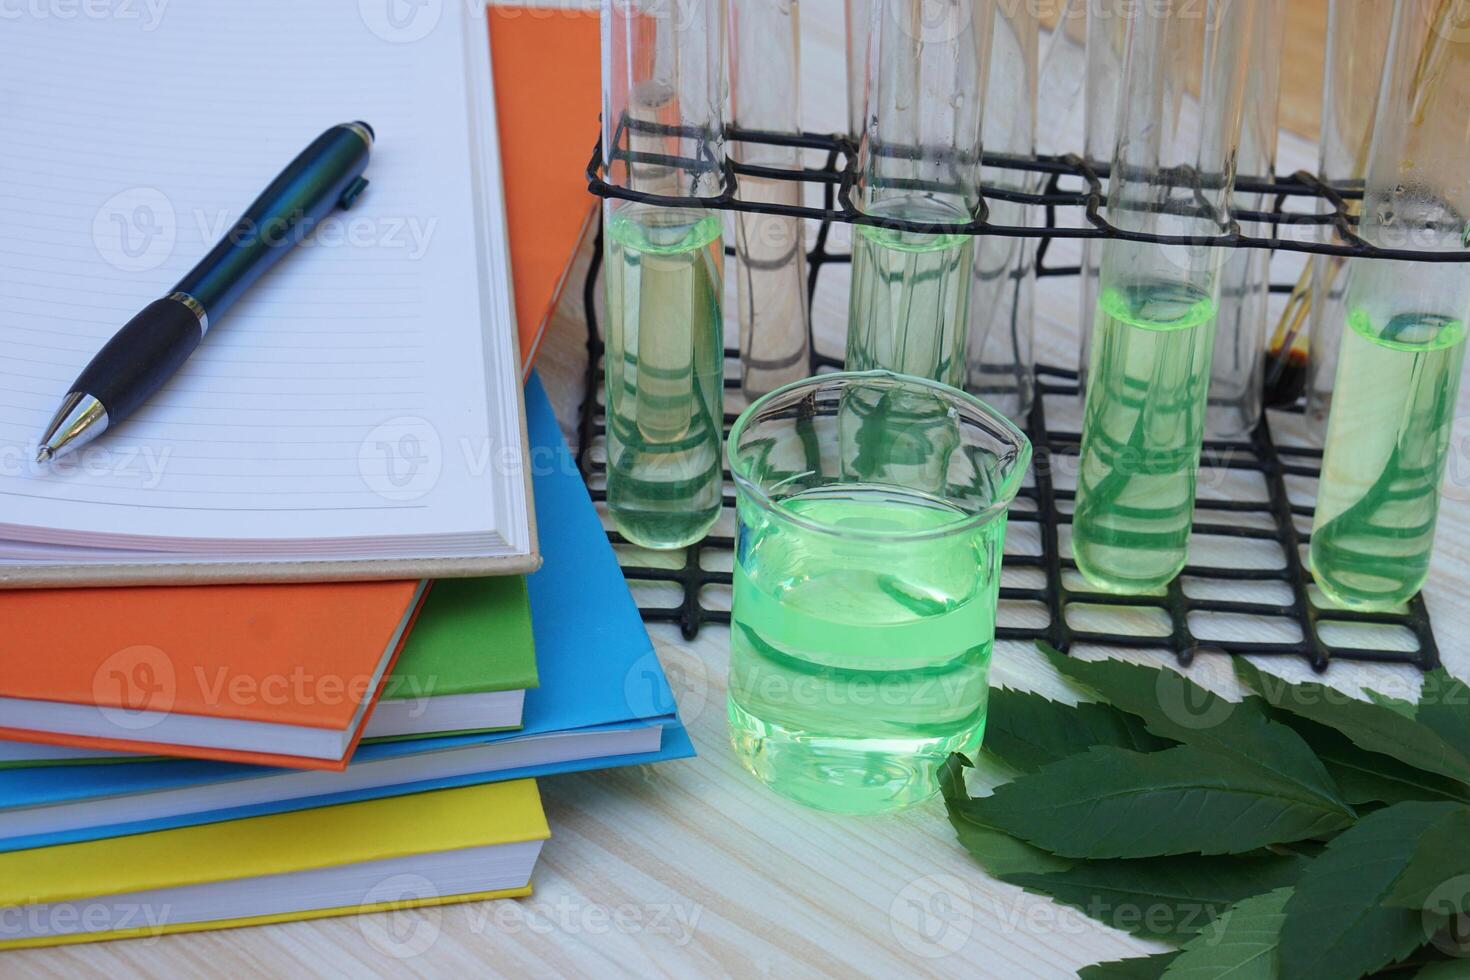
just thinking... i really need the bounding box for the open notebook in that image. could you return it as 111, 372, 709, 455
0, 2, 535, 586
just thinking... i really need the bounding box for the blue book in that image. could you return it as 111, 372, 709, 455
0, 374, 693, 853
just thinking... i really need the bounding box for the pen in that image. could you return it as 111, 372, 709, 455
36, 121, 375, 463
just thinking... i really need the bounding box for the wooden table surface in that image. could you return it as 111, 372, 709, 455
12, 2, 1467, 977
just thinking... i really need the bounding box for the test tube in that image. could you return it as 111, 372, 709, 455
845, 0, 871, 144
964, 0, 1037, 424
1071, 0, 1256, 595
1206, 0, 1283, 439
601, 0, 727, 550
1310, 0, 1470, 612
844, 0, 994, 388
1300, 0, 1394, 437
730, 0, 811, 400
1077, 2, 1128, 398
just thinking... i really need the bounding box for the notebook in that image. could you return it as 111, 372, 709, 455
487, 6, 601, 372
0, 0, 535, 587
0, 374, 695, 852
0, 574, 537, 768
0, 779, 546, 950
0, 580, 428, 770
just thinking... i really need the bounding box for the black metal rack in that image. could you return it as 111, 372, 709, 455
577, 129, 1444, 673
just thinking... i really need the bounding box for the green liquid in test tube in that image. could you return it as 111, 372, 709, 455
1309, 0, 1470, 611
1071, 0, 1255, 594
844, 0, 993, 386
600, 0, 727, 550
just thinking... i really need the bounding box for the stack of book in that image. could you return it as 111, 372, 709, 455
0, 3, 678, 950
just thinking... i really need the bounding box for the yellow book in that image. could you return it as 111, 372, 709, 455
0, 780, 547, 950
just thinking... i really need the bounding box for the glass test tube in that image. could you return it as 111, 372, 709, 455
730, 0, 812, 400
1077, 2, 1128, 397
845, 0, 994, 388
1206, 0, 1283, 439
601, 0, 728, 551
964, 0, 1037, 424
1300, 0, 1394, 438
1310, 0, 1470, 612
1071, 0, 1256, 595
845, 0, 871, 143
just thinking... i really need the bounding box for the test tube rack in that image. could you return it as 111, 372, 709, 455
579, 128, 1449, 672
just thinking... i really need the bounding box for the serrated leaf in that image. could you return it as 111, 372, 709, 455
1279, 801, 1463, 980
1160, 886, 1293, 980
941, 754, 1076, 877
1283, 716, 1470, 807
1366, 688, 1418, 718
1414, 669, 1470, 764
963, 744, 1356, 859
1079, 953, 1180, 979
1002, 853, 1308, 942
1236, 661, 1470, 786
983, 686, 1173, 773
1042, 647, 1351, 814
1386, 806, 1470, 911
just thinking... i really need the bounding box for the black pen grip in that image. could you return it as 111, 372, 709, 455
73, 298, 203, 422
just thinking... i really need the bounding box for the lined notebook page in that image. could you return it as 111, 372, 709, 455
0, 2, 523, 555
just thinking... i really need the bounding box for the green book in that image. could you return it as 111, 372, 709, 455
0, 577, 537, 769
368, 576, 537, 740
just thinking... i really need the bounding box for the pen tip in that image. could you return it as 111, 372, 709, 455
35, 446, 53, 465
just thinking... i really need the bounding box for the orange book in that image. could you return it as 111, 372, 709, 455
488, 6, 601, 373
0, 582, 427, 771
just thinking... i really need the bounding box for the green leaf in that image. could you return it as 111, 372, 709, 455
1411, 962, 1470, 979
1042, 647, 1352, 814
1160, 887, 1293, 979
941, 754, 1075, 877
1283, 716, 1470, 808
1236, 661, 1470, 786
1386, 806, 1470, 911
963, 744, 1356, 859
1414, 669, 1470, 763
1079, 954, 1180, 979
1366, 689, 1418, 719
1279, 801, 1463, 980
983, 686, 1173, 773
1002, 853, 1309, 942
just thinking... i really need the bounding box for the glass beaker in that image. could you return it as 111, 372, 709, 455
726, 371, 1032, 814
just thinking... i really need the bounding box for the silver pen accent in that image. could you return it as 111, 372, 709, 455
36, 393, 109, 463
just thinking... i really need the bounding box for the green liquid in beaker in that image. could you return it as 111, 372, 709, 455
1073, 280, 1218, 594
727, 485, 997, 814
1310, 307, 1468, 611
845, 198, 975, 388
603, 206, 726, 551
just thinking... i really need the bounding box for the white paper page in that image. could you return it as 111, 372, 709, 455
0, 2, 517, 549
